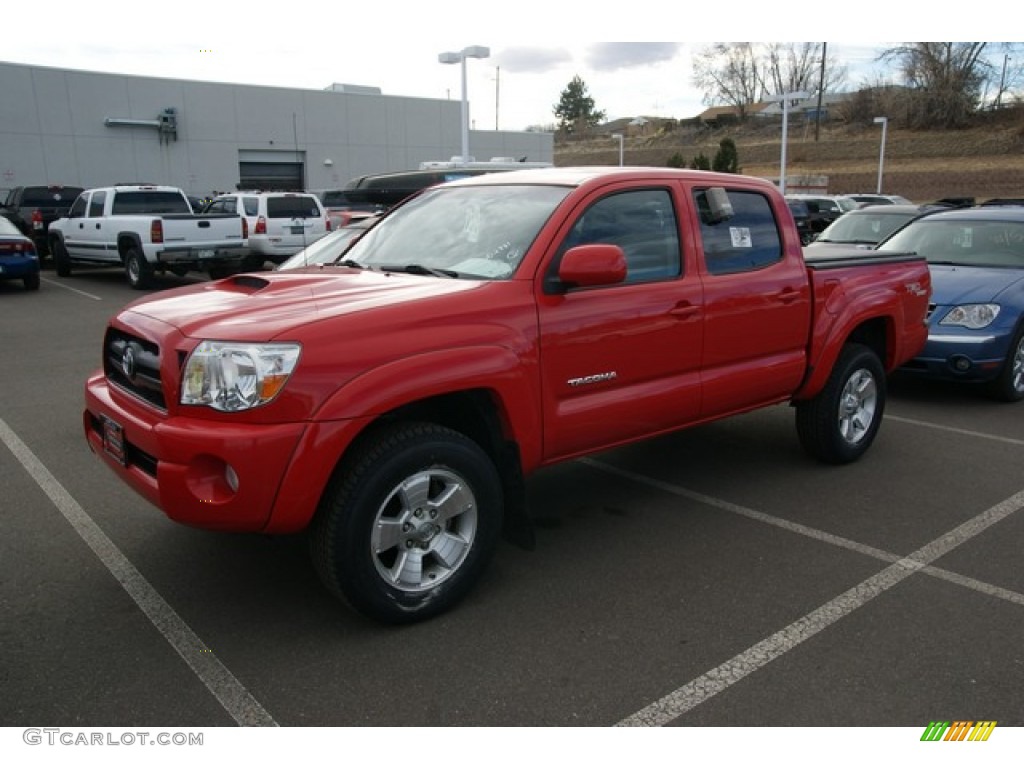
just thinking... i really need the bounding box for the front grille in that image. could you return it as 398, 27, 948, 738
104, 328, 166, 410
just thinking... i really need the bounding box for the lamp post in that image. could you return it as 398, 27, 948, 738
611, 133, 624, 166
438, 45, 490, 165
873, 116, 888, 194
765, 91, 809, 195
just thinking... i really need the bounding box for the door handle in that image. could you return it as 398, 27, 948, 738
776, 288, 802, 303
669, 302, 700, 320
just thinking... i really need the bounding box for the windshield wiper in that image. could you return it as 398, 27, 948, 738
380, 263, 459, 278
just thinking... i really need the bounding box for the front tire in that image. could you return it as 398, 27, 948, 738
796, 343, 886, 464
124, 246, 153, 290
310, 422, 503, 624
987, 326, 1024, 402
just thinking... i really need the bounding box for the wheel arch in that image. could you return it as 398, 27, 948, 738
796, 315, 891, 401
116, 232, 145, 264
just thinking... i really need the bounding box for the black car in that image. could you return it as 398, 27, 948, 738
786, 199, 815, 245
1, 184, 85, 258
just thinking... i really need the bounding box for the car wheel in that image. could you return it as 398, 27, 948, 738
124, 246, 153, 290
309, 422, 503, 624
51, 237, 71, 277
796, 343, 886, 464
23, 273, 40, 291
987, 326, 1024, 402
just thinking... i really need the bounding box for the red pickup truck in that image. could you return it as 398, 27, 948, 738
83, 168, 930, 623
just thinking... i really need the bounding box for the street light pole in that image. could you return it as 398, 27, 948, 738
611, 133, 624, 166
438, 46, 491, 166
765, 91, 809, 195
873, 116, 888, 194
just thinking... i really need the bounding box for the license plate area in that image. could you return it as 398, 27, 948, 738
289, 226, 305, 235
102, 416, 126, 466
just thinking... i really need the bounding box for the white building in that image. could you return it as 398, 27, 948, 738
0, 61, 553, 197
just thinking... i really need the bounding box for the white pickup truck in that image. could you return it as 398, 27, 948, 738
48, 185, 250, 288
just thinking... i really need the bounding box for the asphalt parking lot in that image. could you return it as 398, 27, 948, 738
2, 265, 1023, 732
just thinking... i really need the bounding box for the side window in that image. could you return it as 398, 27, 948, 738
242, 197, 258, 216
561, 189, 681, 284
69, 194, 88, 218
88, 191, 106, 217
695, 189, 782, 275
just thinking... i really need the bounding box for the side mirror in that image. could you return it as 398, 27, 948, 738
553, 243, 628, 292
704, 187, 734, 224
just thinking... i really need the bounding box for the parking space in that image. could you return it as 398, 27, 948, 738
2, 267, 1023, 731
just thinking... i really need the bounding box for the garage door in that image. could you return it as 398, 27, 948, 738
238, 161, 304, 191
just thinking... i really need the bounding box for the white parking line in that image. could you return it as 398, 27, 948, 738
886, 414, 1024, 447
40, 276, 103, 301
580, 459, 1024, 726
0, 416, 277, 727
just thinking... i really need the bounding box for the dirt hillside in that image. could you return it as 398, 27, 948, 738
554, 110, 1024, 203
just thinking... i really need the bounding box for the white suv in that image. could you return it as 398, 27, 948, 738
203, 192, 330, 265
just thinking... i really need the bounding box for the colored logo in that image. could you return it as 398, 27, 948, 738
920, 721, 997, 742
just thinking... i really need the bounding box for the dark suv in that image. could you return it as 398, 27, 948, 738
1, 184, 85, 258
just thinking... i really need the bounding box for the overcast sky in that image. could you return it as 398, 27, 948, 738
2, 4, 997, 131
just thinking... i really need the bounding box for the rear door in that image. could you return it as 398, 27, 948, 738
690, 186, 812, 417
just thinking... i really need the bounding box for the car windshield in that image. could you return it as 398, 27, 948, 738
343, 184, 570, 279
276, 226, 368, 269
817, 211, 921, 244
880, 219, 1024, 268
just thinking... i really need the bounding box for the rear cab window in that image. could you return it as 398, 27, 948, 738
695, 189, 783, 275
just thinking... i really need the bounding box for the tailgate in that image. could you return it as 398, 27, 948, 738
160, 215, 246, 247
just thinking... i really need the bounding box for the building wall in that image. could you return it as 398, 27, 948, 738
0, 61, 553, 197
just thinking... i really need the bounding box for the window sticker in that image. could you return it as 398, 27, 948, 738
729, 227, 752, 248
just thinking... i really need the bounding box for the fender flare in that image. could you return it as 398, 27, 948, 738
313, 344, 544, 468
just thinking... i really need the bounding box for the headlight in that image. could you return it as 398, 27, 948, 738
181, 341, 301, 412
939, 304, 1000, 330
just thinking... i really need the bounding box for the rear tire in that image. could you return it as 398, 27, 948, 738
309, 422, 503, 624
124, 246, 153, 290
23, 273, 40, 291
987, 326, 1024, 402
796, 343, 886, 464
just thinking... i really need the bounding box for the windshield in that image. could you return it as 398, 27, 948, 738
343, 184, 570, 279
818, 211, 921, 244
880, 219, 1024, 268
276, 227, 367, 269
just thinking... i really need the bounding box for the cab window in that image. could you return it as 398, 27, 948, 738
695, 189, 782, 275
560, 189, 681, 284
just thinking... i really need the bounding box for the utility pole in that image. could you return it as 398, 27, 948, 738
814, 42, 826, 142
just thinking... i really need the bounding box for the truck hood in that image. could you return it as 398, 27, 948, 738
929, 264, 1024, 306
122, 269, 482, 340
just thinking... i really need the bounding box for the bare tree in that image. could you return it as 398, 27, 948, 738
763, 43, 847, 96
693, 43, 847, 119
880, 42, 989, 128
692, 43, 762, 120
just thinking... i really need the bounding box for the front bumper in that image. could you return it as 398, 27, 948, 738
899, 329, 1011, 384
